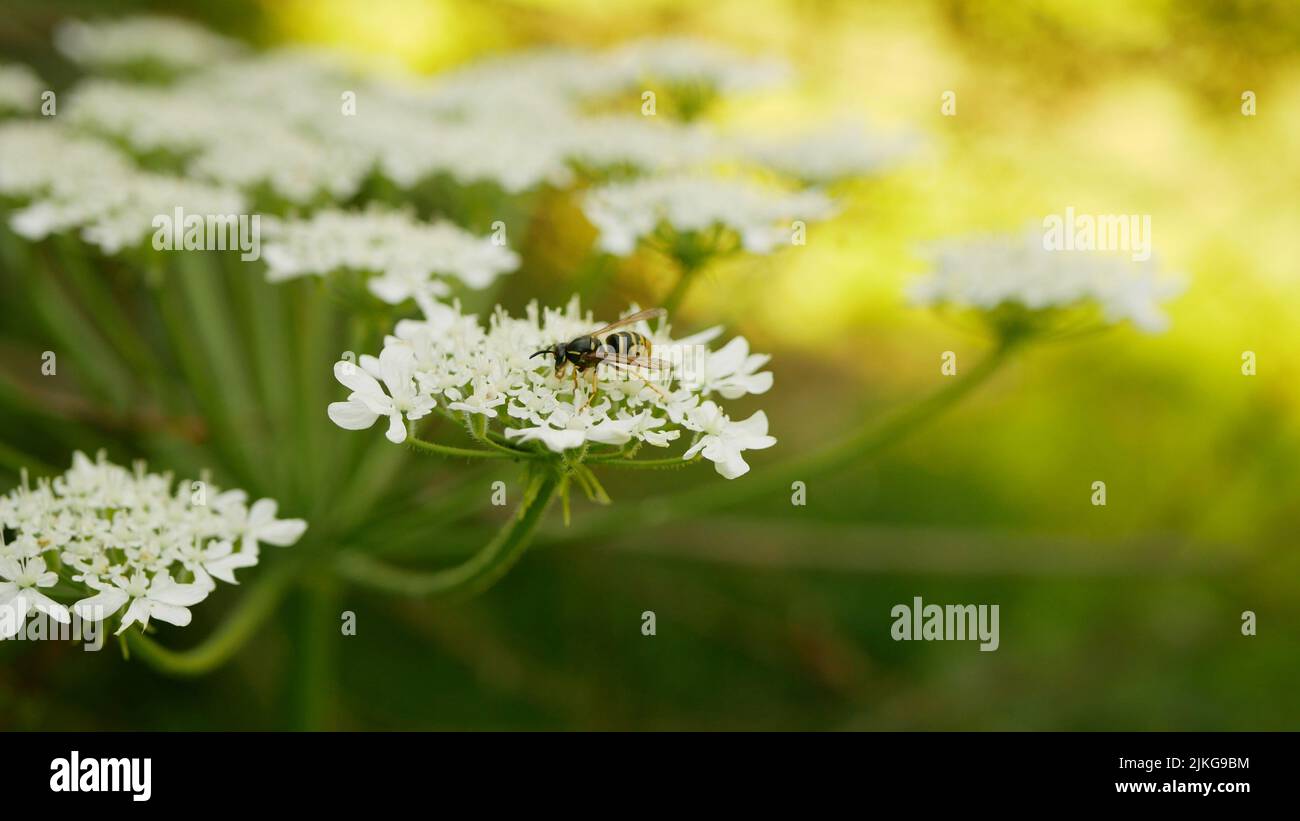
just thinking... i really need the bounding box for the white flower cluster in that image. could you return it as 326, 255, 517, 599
609, 36, 791, 95
738, 124, 918, 184
0, 452, 306, 638
0, 121, 247, 254
411, 37, 788, 113
42, 35, 784, 205
53, 15, 243, 71
0, 64, 42, 114
63, 77, 374, 205
583, 175, 837, 256
0, 18, 864, 273
262, 208, 520, 303
328, 299, 776, 478
908, 230, 1184, 333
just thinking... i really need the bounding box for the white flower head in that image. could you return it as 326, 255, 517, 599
583, 175, 836, 257
0, 452, 307, 636
609, 36, 791, 97
739, 122, 919, 184
0, 122, 247, 254
329, 298, 776, 479
262, 208, 519, 299
54, 16, 243, 71
0, 64, 43, 115
908, 229, 1184, 335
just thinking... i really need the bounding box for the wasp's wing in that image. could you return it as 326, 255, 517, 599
587, 308, 667, 338
584, 348, 672, 372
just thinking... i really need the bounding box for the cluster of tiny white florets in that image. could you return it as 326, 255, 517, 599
583, 175, 837, 256
0, 17, 860, 268
908, 230, 1184, 333
0, 452, 306, 638
0, 121, 247, 254
737, 123, 919, 185
53, 15, 244, 71
328, 299, 776, 479
607, 36, 791, 95
261, 208, 520, 304
0, 64, 42, 114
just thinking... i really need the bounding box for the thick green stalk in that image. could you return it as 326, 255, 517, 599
291, 581, 337, 730
660, 257, 703, 318
336, 467, 560, 599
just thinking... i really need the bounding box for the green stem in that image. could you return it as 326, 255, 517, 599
565, 341, 1019, 537
466, 412, 539, 458
291, 580, 337, 730
660, 257, 703, 318
408, 435, 533, 461
336, 468, 560, 599
587, 454, 702, 470
125, 560, 297, 677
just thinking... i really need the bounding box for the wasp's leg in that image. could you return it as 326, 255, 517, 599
642, 379, 670, 400
579, 367, 601, 411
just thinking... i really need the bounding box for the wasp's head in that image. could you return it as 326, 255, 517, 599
530, 343, 566, 374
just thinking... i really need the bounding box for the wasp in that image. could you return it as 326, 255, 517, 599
530, 308, 670, 407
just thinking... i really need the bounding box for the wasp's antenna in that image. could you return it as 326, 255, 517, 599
530, 350, 551, 360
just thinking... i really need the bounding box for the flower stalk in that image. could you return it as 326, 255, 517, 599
557, 339, 1021, 539
335, 466, 561, 599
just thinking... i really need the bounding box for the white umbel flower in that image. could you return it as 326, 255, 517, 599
0, 64, 42, 115
561, 115, 719, 175
0, 452, 307, 636
583, 175, 836, 256
0, 122, 134, 198
739, 123, 917, 184
609, 36, 791, 95
54, 16, 243, 71
375, 119, 575, 194
262, 208, 520, 299
908, 230, 1184, 333
328, 298, 776, 478
0, 122, 247, 254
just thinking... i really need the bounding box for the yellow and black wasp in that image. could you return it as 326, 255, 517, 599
530, 308, 670, 407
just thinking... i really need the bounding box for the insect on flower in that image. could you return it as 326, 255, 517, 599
529, 307, 672, 407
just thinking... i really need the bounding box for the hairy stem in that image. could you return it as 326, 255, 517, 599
408, 435, 533, 461
587, 453, 702, 470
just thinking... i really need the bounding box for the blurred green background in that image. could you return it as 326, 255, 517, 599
2, 0, 1298, 730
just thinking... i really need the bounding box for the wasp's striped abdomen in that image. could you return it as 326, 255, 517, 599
604, 331, 652, 361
